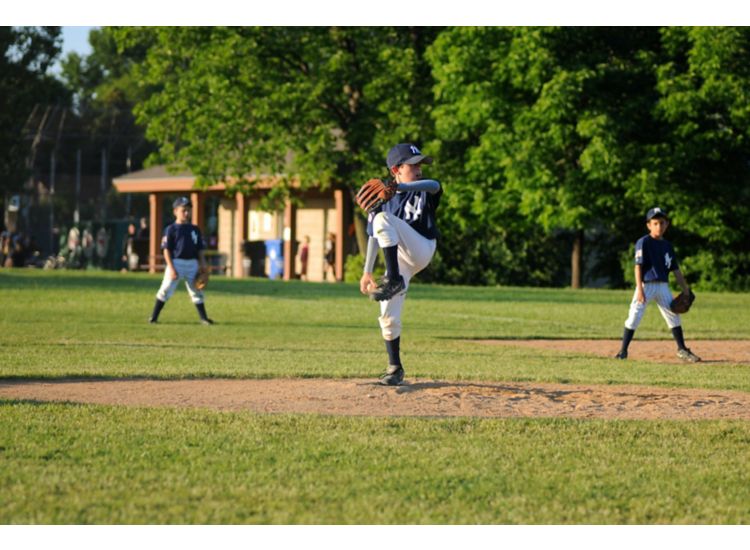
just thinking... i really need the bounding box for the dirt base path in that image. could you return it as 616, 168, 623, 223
3, 377, 750, 420
473, 339, 750, 364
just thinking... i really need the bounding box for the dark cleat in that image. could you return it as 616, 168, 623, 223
379, 365, 405, 386
148, 317, 158, 324
677, 348, 701, 363
369, 275, 405, 302
614, 351, 627, 359
200, 318, 215, 326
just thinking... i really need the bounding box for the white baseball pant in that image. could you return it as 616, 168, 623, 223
156, 258, 205, 305
624, 281, 681, 330
373, 212, 437, 341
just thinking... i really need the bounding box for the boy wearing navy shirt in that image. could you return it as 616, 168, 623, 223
149, 197, 214, 325
615, 207, 700, 362
360, 143, 442, 385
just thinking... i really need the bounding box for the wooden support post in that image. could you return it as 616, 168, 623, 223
148, 193, 163, 274
334, 189, 346, 282
190, 191, 204, 229
234, 193, 249, 278
283, 199, 296, 281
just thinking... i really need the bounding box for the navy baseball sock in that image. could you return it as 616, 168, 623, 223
620, 327, 635, 353
195, 302, 210, 321
150, 299, 166, 321
382, 245, 401, 280
385, 337, 401, 367
671, 326, 687, 350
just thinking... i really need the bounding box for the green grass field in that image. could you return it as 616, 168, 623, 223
1, 270, 750, 523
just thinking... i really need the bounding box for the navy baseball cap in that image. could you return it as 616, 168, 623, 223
646, 207, 668, 221
173, 196, 192, 209
386, 143, 433, 169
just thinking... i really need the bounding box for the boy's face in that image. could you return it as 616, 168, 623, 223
391, 162, 423, 183
647, 216, 669, 239
174, 205, 191, 224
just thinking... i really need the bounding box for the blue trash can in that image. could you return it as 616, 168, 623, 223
265, 239, 284, 279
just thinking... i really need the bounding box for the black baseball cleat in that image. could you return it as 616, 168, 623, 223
379, 365, 404, 386
200, 318, 215, 326
369, 275, 405, 302
614, 351, 627, 359
148, 317, 158, 324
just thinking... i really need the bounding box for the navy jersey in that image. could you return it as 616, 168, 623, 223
367, 185, 442, 240
634, 235, 678, 282
161, 223, 205, 260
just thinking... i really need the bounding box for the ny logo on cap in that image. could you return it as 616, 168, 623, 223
410, 145, 420, 155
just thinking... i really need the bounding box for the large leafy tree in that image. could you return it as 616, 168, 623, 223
647, 27, 750, 290
0, 26, 68, 200
428, 27, 667, 287
113, 26, 439, 250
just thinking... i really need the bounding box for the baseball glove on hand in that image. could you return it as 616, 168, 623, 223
194, 266, 210, 291
356, 178, 397, 213
670, 290, 695, 314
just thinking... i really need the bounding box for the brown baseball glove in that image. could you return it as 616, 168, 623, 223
670, 290, 695, 314
356, 178, 397, 213
194, 266, 210, 291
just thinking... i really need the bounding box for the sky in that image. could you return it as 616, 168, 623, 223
61, 26, 95, 58
49, 26, 96, 74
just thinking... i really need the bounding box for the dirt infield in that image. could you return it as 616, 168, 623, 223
3, 376, 750, 420
2, 340, 748, 421
474, 339, 750, 364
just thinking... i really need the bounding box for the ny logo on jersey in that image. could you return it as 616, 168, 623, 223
191, 230, 199, 245
664, 252, 672, 270
403, 193, 425, 222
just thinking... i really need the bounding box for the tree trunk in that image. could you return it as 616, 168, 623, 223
571, 230, 583, 289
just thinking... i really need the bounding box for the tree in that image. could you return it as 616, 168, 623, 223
0, 27, 68, 200
646, 27, 750, 290
113, 26, 440, 251
58, 27, 156, 220
428, 27, 664, 287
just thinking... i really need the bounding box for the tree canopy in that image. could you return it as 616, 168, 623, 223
96, 26, 750, 290
0, 26, 68, 197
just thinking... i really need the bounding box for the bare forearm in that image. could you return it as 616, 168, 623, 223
673, 269, 690, 293
634, 265, 643, 289
164, 249, 175, 270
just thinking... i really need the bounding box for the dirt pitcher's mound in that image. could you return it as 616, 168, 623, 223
2, 377, 750, 420
473, 339, 750, 364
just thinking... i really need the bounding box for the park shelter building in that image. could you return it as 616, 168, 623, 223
112, 166, 353, 281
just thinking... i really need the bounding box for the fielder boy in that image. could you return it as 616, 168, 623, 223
148, 197, 214, 325
615, 207, 700, 362
359, 143, 442, 385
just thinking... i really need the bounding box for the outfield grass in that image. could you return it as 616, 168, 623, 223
1, 270, 750, 524
2, 401, 750, 524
